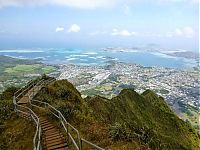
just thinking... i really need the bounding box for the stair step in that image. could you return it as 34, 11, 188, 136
40, 119, 49, 122
45, 128, 60, 133
45, 132, 61, 138
42, 124, 54, 129
44, 131, 59, 136
43, 126, 55, 131
47, 142, 68, 150
41, 121, 49, 125
44, 127, 58, 133
15, 85, 69, 150
46, 137, 64, 145
41, 122, 50, 127
41, 122, 53, 127
46, 139, 66, 147
41, 123, 50, 127
45, 135, 64, 143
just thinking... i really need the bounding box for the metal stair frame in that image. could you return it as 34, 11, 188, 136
13, 79, 45, 150
13, 78, 105, 150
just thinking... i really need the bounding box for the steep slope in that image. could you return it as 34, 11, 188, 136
35, 80, 200, 150
94, 89, 200, 149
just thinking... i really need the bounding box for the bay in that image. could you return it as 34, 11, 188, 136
0, 48, 197, 69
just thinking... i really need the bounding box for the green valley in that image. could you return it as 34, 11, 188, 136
0, 55, 58, 93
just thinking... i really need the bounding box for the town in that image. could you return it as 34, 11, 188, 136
58, 61, 200, 129
0, 60, 199, 129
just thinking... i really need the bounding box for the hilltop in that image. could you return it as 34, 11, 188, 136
33, 79, 200, 150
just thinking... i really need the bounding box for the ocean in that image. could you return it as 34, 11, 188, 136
0, 48, 197, 69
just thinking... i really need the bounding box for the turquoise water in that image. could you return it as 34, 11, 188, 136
0, 49, 197, 69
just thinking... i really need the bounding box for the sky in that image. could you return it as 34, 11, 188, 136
0, 0, 199, 51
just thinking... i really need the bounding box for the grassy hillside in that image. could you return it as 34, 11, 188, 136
0, 87, 35, 150
35, 79, 200, 150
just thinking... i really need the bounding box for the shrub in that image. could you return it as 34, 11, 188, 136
109, 122, 135, 141
0, 86, 17, 124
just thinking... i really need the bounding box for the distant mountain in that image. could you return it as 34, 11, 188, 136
163, 51, 199, 60
35, 79, 200, 150
0, 55, 39, 66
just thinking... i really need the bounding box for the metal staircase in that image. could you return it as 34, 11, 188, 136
13, 78, 104, 150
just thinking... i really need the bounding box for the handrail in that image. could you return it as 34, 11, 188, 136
14, 98, 41, 150
31, 93, 104, 150
13, 79, 46, 150
28, 80, 45, 100
14, 78, 104, 150
81, 138, 105, 150
15, 79, 35, 94
14, 79, 34, 96
31, 99, 82, 149
14, 80, 38, 101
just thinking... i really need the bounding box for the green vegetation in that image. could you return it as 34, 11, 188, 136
178, 101, 200, 130
0, 115, 35, 150
5, 64, 41, 74
0, 55, 57, 93
34, 80, 200, 150
1, 78, 199, 149
41, 65, 56, 73
0, 86, 35, 150
82, 89, 104, 97
5, 64, 56, 75
0, 56, 32, 80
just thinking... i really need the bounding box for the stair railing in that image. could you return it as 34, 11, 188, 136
14, 78, 104, 150
28, 78, 56, 101
13, 79, 45, 150
31, 99, 104, 150
14, 80, 36, 104
28, 79, 45, 100
29, 79, 104, 150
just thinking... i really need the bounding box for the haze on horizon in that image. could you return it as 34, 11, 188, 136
0, 0, 199, 52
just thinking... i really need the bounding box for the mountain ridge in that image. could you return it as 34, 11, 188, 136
34, 79, 200, 150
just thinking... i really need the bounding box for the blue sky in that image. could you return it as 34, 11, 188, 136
0, 0, 199, 51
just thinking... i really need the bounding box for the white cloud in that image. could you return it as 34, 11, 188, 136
67, 24, 80, 33
167, 26, 195, 38
55, 27, 64, 32
183, 26, 194, 37
111, 29, 137, 36
0, 0, 118, 9
0, 0, 198, 9
175, 28, 183, 36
